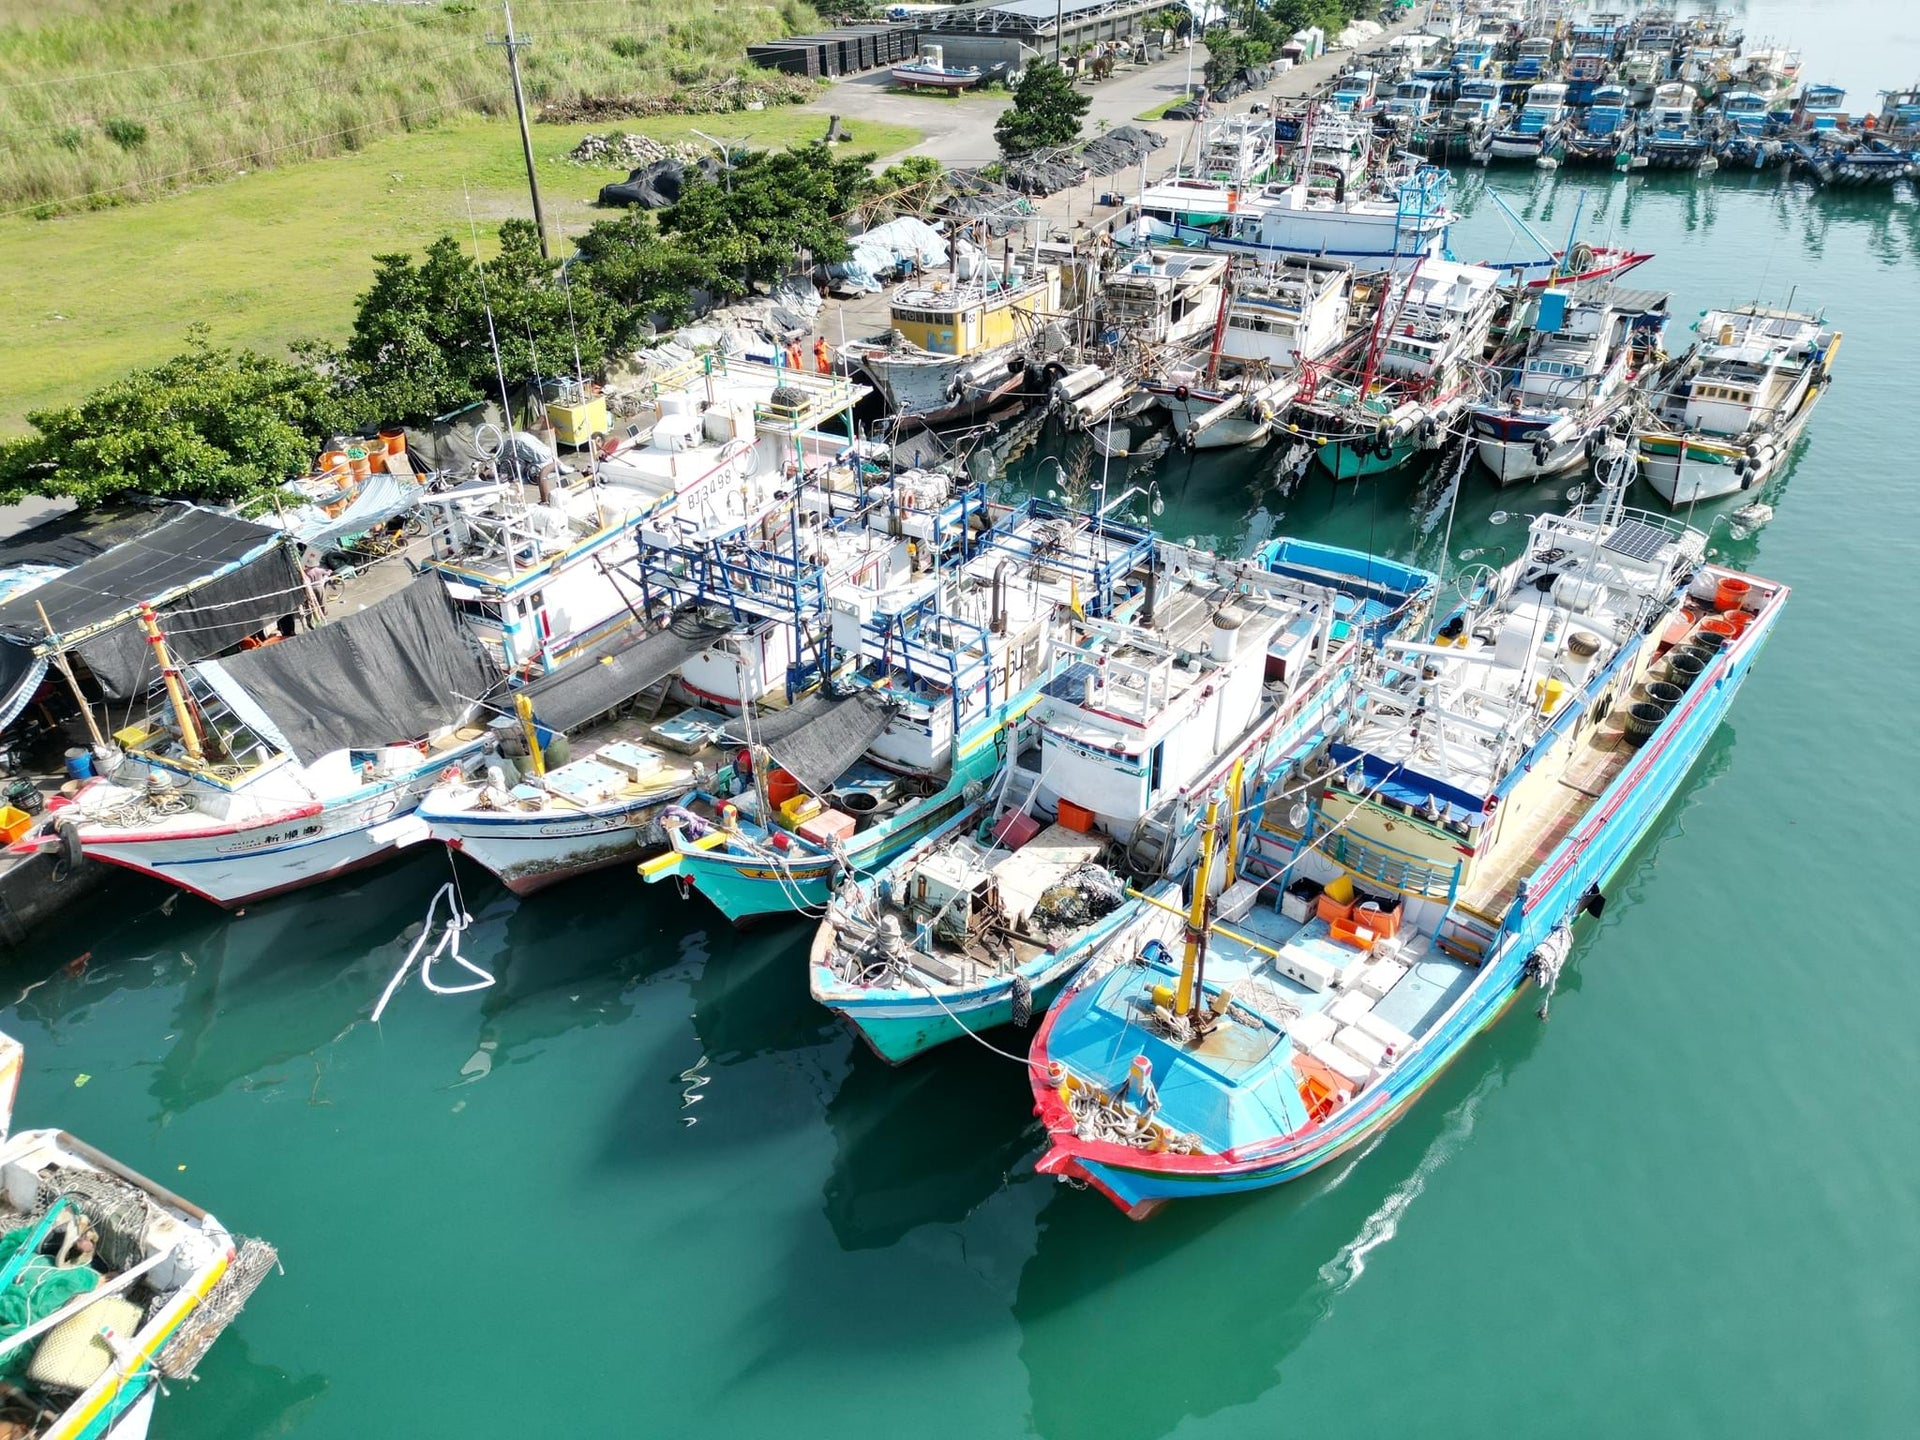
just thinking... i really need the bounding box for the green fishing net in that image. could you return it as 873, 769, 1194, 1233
0, 1220, 102, 1376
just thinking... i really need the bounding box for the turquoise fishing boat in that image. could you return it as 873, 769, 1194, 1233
809, 537, 1437, 1064
1033, 488, 1787, 1216
640, 500, 1156, 924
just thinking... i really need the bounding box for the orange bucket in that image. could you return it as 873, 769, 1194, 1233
346, 447, 371, 480
379, 427, 406, 457
318, 449, 349, 474
1698, 617, 1738, 641
765, 769, 800, 810
1721, 608, 1752, 635
1714, 576, 1752, 612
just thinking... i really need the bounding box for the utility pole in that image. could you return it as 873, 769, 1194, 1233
492, 3, 550, 259
1054, 0, 1063, 66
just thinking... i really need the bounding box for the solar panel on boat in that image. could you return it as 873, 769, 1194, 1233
1602, 519, 1673, 564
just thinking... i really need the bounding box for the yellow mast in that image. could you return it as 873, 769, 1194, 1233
1221, 756, 1245, 885
1174, 799, 1220, 1017
514, 692, 546, 779
138, 605, 203, 763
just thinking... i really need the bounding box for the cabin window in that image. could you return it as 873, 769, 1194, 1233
1149, 742, 1165, 792
455, 598, 505, 626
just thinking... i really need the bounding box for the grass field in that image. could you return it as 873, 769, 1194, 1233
0, 0, 821, 212
0, 109, 921, 431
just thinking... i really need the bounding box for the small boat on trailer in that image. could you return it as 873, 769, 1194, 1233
890, 45, 983, 92
1034, 490, 1789, 1217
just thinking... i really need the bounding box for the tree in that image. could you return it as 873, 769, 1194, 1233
994, 62, 1092, 157
572, 210, 726, 335
0, 329, 337, 507
314, 219, 620, 427
657, 146, 876, 294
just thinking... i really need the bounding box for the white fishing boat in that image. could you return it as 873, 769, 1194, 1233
1636, 305, 1840, 506
419, 358, 867, 679
1293, 258, 1503, 481
809, 534, 1415, 1062
1146, 256, 1354, 450
0, 1031, 274, 1439
1129, 162, 1454, 270
1469, 285, 1671, 485
47, 579, 498, 908
1488, 81, 1572, 161
850, 264, 1060, 426
418, 471, 981, 895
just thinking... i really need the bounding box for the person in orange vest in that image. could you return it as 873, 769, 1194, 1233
785, 338, 803, 369
814, 337, 832, 374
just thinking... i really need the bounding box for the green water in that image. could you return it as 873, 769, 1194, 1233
9, 7, 1920, 1434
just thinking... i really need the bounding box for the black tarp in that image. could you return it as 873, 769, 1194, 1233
0, 508, 286, 641
736, 690, 899, 794
0, 506, 300, 702
72, 544, 305, 700
516, 610, 733, 734
213, 578, 497, 762
0, 503, 172, 570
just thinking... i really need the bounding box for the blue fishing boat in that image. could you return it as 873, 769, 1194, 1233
1487, 82, 1570, 162
1034, 490, 1788, 1216
1564, 83, 1636, 166
1715, 89, 1784, 168
641, 501, 1155, 924
808, 540, 1437, 1063
1636, 82, 1712, 169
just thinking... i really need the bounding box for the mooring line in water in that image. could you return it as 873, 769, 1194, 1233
370, 881, 494, 1022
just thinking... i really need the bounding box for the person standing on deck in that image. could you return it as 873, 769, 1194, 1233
814, 338, 832, 375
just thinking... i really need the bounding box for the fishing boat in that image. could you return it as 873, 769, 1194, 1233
0, 1029, 274, 1434
417, 357, 868, 675
1636, 82, 1711, 169
1130, 159, 1454, 271
1488, 80, 1571, 161
1790, 82, 1851, 134
1636, 305, 1840, 506
1382, 77, 1440, 130
1032, 484, 1790, 1216
640, 500, 1157, 925
1715, 89, 1784, 168
1791, 133, 1915, 187
1564, 84, 1636, 166
1469, 284, 1670, 485
889, 44, 983, 92
850, 262, 1060, 427
1874, 85, 1920, 138
44, 579, 499, 907
1429, 76, 1504, 161
1145, 256, 1353, 450
808, 537, 1437, 1063
1616, 46, 1668, 107
421, 472, 986, 894
1292, 258, 1503, 482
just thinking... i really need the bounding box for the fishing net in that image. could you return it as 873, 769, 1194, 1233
155, 1236, 279, 1381
1030, 864, 1126, 934
0, 1216, 102, 1378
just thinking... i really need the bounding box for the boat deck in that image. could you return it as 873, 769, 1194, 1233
1456, 714, 1638, 919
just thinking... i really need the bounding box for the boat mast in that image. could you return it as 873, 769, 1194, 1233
138, 605, 204, 763
33, 601, 108, 756
1173, 797, 1221, 1018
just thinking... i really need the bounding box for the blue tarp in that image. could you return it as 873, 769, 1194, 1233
1328, 743, 1487, 825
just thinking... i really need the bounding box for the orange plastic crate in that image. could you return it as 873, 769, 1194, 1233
1056, 799, 1096, 833
1315, 893, 1353, 926
1328, 916, 1378, 951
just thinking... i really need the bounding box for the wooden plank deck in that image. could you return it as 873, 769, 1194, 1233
1457, 720, 1637, 918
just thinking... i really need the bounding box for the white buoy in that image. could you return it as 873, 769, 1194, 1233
1536, 155, 1560, 170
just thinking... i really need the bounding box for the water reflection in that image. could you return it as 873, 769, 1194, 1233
168, 1332, 328, 1439
1010, 1017, 1545, 1440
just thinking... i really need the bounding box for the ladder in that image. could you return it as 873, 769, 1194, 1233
180, 669, 277, 769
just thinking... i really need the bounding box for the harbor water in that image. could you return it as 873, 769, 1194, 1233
7, 5, 1920, 1434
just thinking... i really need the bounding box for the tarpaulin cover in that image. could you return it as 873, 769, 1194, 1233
293, 472, 426, 551
516, 610, 732, 735
1327, 743, 1488, 825
213, 578, 496, 762
72, 544, 305, 700
0, 508, 285, 643
0, 503, 173, 571
0, 506, 300, 702
738, 690, 899, 795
